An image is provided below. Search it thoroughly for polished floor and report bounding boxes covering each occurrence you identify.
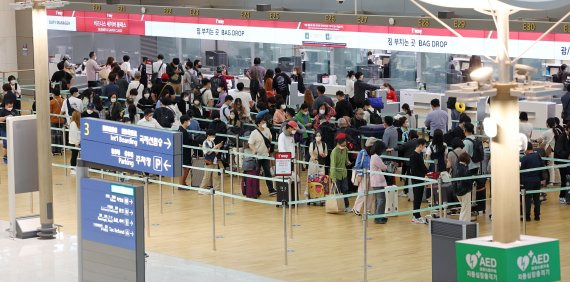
[0,156,569,281]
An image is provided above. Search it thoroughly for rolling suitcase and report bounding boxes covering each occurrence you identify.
[242,170,260,199]
[51,124,63,155]
[308,175,329,206]
[384,186,399,213]
[191,159,206,188]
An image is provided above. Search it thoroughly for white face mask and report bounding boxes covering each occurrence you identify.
[292,71,297,75]
[194,101,200,106]
[315,136,322,142]
[111,98,117,103]
[404,121,409,128]
[338,145,346,150]
[208,136,215,142]
[261,123,267,129]
[291,130,297,135]
[319,109,325,115]
[144,93,150,99]
[183,97,190,102]
[229,113,235,119]
[280,105,286,110]
[10,80,15,85]
[5,107,13,111]
[87,110,94,114]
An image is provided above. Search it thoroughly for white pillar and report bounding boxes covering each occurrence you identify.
[0,0,18,72]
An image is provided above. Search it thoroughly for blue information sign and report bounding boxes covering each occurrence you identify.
[81,178,139,250]
[80,118,182,177]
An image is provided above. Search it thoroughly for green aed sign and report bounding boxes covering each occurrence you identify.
[456,235,560,282]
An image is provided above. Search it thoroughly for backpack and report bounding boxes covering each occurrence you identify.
[66,98,76,116]
[367,109,383,124]
[429,144,446,172]
[466,138,484,163]
[151,62,164,82]
[210,75,222,98]
[275,74,288,94]
[155,107,174,128]
[452,163,471,196]
[194,88,208,106]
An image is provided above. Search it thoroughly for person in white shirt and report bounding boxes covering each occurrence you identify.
[345,70,356,98]
[68,111,82,175]
[220,95,233,124]
[127,71,144,104]
[60,87,84,125]
[152,54,166,79]
[200,78,214,107]
[230,82,253,117]
[278,120,299,159]
[137,109,162,129]
[199,129,223,194]
[120,55,132,79]
[519,112,533,140]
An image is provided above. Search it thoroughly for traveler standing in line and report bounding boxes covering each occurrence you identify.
[183,60,196,93]
[400,103,416,129]
[353,72,380,109]
[220,95,234,124]
[152,54,167,81]
[200,78,214,108]
[81,103,99,119]
[370,141,389,224]
[49,88,65,134]
[335,91,353,119]
[273,100,287,126]
[520,142,544,221]
[351,108,367,129]
[69,111,81,175]
[538,118,561,187]
[137,90,156,113]
[330,133,351,210]
[264,69,275,97]
[352,137,376,216]
[102,73,120,100]
[60,87,83,126]
[193,59,203,84]
[311,102,336,131]
[86,51,103,88]
[246,57,266,101]
[463,122,485,213]
[120,55,132,80]
[290,67,305,94]
[177,92,192,116]
[312,85,333,114]
[273,67,291,101]
[178,115,192,188]
[278,120,299,160]
[153,97,175,129]
[166,58,184,94]
[137,108,162,129]
[107,93,123,122]
[137,57,149,89]
[51,61,72,91]
[382,116,398,186]
[425,99,449,136]
[425,129,448,173]
[308,131,327,176]
[452,152,473,222]
[554,123,570,204]
[409,138,428,224]
[200,130,223,193]
[0,100,17,164]
[248,117,276,195]
[230,83,253,117]
[116,70,129,99]
[519,112,533,140]
[303,89,314,110]
[127,71,144,104]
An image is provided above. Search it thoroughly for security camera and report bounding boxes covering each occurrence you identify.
[337,0,344,4]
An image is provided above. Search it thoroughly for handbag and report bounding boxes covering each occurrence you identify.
[351,151,366,185]
[326,183,346,214]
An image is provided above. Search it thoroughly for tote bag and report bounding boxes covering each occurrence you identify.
[326,183,346,214]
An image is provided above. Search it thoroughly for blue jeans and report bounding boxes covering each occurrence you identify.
[336,178,349,207]
[374,186,386,222]
[0,128,6,149]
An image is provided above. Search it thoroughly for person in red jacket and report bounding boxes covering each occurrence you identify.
[384,83,398,102]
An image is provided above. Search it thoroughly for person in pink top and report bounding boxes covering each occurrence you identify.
[311,103,336,131]
[370,140,389,224]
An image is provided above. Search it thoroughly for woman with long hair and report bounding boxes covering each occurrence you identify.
[345,70,356,99]
[400,103,416,129]
[264,69,275,97]
[69,111,82,175]
[426,129,448,173]
[370,141,389,224]
[351,137,376,215]
[303,89,314,110]
[383,83,397,102]
[291,66,305,94]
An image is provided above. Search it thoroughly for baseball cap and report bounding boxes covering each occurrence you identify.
[87,103,95,109]
[161,73,169,80]
[216,66,224,73]
[335,132,347,140]
[287,120,299,130]
[365,137,377,147]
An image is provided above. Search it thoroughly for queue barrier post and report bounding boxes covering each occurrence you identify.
[159,175,163,214]
[363,168,369,282]
[438,178,443,218]
[521,189,526,235]
[221,167,226,226]
[144,177,151,238]
[211,189,216,251]
[282,199,288,266]
[62,127,67,176]
[289,177,293,240]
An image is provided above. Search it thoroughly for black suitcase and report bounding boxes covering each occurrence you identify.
[51,125,63,155]
[276,179,299,205]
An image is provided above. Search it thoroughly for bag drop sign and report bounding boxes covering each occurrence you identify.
[275,152,292,177]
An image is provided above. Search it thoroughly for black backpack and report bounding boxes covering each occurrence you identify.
[275,74,288,93]
[210,75,222,98]
[151,62,164,82]
[452,163,471,196]
[155,107,174,128]
[367,109,383,124]
[466,138,484,163]
[429,144,447,172]
[194,88,208,105]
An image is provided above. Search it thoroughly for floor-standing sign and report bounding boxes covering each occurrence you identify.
[275,152,292,177]
[77,118,182,282]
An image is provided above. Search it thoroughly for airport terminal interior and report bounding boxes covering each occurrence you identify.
[3,0,570,281]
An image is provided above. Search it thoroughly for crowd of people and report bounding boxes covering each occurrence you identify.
[5,51,566,225]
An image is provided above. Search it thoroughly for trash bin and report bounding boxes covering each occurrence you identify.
[430,218,479,282]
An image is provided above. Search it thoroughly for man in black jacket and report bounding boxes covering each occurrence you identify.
[179,115,192,188]
[554,124,570,203]
[335,91,353,119]
[273,67,291,100]
[353,72,380,109]
[444,113,470,145]
[520,142,545,220]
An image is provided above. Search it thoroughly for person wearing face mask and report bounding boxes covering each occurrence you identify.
[183,60,199,92]
[137,108,162,129]
[409,138,429,224]
[137,90,156,114]
[308,131,328,177]
[351,137,376,216]
[311,103,336,131]
[330,133,352,210]
[127,71,144,104]
[137,57,149,89]
[248,117,276,195]
[68,111,81,175]
[49,89,65,155]
[193,59,203,84]
[178,115,193,187]
[177,92,192,115]
[273,100,287,126]
[166,58,184,94]
[0,100,17,163]
[230,83,253,117]
[290,66,305,94]
[107,93,123,122]
[189,98,206,128]
[60,87,84,126]
[232,98,248,121]
[199,130,224,194]
[81,103,99,119]
[278,120,299,170]
[219,95,233,124]
[353,72,380,109]
[215,87,229,108]
[335,91,353,120]
[294,103,313,160]
[153,97,175,129]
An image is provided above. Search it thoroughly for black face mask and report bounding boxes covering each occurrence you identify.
[197,65,202,68]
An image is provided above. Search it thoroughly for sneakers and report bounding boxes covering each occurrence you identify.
[198,189,211,195]
[411,217,427,224]
[398,191,407,197]
[70,169,76,175]
[344,207,353,213]
[2,156,6,165]
[560,198,567,204]
[352,208,361,216]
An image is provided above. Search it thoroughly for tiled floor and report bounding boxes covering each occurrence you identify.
[0,221,279,282]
